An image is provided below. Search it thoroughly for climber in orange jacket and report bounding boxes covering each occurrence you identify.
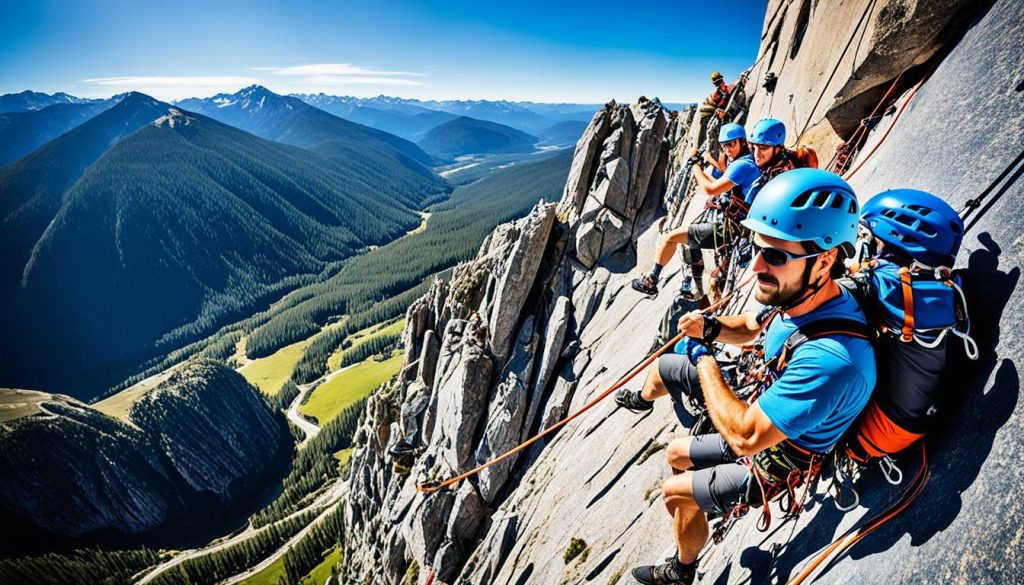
[691,72,737,154]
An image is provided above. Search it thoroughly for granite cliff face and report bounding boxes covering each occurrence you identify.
[0,360,292,556]
[340,1,1023,583]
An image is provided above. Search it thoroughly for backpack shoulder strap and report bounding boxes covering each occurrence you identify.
[777,318,872,371]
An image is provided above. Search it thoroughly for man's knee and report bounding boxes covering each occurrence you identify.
[647,359,667,390]
[662,472,699,507]
[661,229,688,247]
[666,437,693,471]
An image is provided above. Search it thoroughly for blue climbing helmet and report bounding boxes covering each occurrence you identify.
[748,118,786,146]
[861,189,964,267]
[718,122,746,143]
[741,168,859,250]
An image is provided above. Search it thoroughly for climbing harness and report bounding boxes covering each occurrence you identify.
[707,314,872,542]
[416,274,758,493]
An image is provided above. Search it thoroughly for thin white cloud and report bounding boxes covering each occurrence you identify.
[254,63,425,77]
[305,75,423,86]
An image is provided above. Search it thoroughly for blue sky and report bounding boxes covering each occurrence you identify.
[1,0,768,103]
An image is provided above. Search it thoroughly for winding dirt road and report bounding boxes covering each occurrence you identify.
[135,479,347,584]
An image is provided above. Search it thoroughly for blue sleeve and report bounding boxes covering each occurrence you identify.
[757,345,858,440]
[711,167,723,179]
[744,175,765,205]
[723,160,759,198]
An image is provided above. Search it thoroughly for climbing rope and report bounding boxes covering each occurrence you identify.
[786,445,930,584]
[792,0,878,147]
[841,72,928,181]
[826,73,905,175]
[416,273,758,493]
[961,147,1024,233]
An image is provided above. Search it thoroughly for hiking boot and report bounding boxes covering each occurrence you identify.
[388,439,418,458]
[632,557,696,585]
[614,389,654,413]
[631,274,659,296]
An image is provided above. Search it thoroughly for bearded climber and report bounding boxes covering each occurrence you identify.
[620,169,876,584]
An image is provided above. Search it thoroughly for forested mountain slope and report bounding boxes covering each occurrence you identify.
[0,96,442,399]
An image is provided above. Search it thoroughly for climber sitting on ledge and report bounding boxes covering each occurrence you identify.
[623,169,876,585]
[631,123,759,298]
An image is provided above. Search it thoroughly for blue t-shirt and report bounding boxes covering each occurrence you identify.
[723,154,760,202]
[757,288,876,452]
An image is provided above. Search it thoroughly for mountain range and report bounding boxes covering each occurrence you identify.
[178,85,437,169]
[291,93,601,135]
[0,99,118,165]
[0,84,595,397]
[0,90,103,115]
[0,90,446,398]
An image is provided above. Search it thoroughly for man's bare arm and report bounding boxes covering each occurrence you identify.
[696,356,786,456]
[691,164,737,196]
[678,310,763,347]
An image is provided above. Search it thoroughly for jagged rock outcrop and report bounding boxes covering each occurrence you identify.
[0,359,291,556]
[341,1,1022,583]
[745,0,990,154]
[559,98,670,268]
[340,88,693,583]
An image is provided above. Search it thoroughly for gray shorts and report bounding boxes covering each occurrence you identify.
[657,353,704,409]
[659,355,758,514]
[687,434,758,514]
[687,222,729,253]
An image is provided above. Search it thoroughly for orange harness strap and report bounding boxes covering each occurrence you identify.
[898,267,915,342]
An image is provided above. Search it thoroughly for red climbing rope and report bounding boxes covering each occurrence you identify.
[416,273,758,493]
[786,445,930,584]
[841,75,927,181]
[828,73,905,175]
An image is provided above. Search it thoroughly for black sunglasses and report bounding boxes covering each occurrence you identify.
[752,242,823,267]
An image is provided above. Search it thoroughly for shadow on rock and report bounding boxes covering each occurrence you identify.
[843,233,1021,558]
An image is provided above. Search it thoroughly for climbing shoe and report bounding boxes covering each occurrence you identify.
[614,389,654,413]
[679,276,705,300]
[631,274,659,296]
[632,557,696,585]
[388,440,417,458]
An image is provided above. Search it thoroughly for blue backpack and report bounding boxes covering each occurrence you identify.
[842,256,978,463]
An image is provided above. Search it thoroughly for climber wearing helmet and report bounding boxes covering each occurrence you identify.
[622,169,876,585]
[748,117,797,193]
[691,71,738,156]
[707,72,730,110]
[631,123,759,298]
[845,188,973,463]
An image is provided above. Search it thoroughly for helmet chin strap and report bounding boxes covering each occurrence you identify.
[776,258,829,312]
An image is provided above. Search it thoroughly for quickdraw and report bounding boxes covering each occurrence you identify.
[711,443,823,543]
